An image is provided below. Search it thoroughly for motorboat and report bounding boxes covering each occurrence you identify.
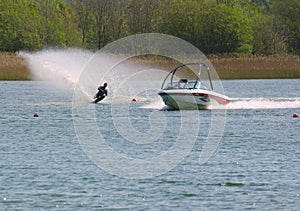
[158,62,230,109]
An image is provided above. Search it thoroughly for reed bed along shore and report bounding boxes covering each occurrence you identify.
[0,52,299,80]
[134,54,300,79]
[210,54,300,79]
[0,52,31,80]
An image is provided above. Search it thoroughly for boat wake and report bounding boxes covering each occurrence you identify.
[224,97,300,110]
[141,97,300,110]
[140,99,166,110]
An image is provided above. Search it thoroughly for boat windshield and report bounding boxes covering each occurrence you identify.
[165,80,208,90]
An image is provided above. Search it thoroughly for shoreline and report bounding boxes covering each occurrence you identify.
[1,52,300,81]
[0,52,31,80]
[210,54,300,79]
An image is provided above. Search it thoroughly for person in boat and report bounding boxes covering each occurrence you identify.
[94,82,108,103]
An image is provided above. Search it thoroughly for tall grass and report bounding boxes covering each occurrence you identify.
[1,52,299,80]
[210,54,300,79]
[0,52,31,80]
[132,54,300,79]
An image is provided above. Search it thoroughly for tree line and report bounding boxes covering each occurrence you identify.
[0,0,299,55]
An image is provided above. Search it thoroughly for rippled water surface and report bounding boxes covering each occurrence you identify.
[1,80,300,210]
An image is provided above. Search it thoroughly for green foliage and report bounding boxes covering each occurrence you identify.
[201,3,253,54]
[0,0,299,55]
[0,0,42,51]
[158,0,202,40]
[36,0,81,48]
[272,0,300,54]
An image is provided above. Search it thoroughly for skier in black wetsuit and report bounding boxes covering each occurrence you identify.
[94,82,108,103]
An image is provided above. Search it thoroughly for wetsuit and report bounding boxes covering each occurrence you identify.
[94,86,107,103]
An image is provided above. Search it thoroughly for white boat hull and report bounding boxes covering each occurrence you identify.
[158,89,230,110]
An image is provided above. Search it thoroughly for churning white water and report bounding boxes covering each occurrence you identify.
[226,98,300,109]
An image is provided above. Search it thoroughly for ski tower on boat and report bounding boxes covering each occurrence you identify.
[158,62,230,109]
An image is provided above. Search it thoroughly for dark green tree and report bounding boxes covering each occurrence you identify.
[201,3,253,54]
[272,0,300,54]
[0,0,42,51]
[36,0,81,48]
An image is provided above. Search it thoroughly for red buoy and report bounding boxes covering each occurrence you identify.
[132,98,137,102]
[33,113,39,117]
[293,113,299,118]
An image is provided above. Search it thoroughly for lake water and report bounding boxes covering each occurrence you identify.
[1,79,300,210]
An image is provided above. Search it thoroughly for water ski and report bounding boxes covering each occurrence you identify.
[94,95,105,104]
